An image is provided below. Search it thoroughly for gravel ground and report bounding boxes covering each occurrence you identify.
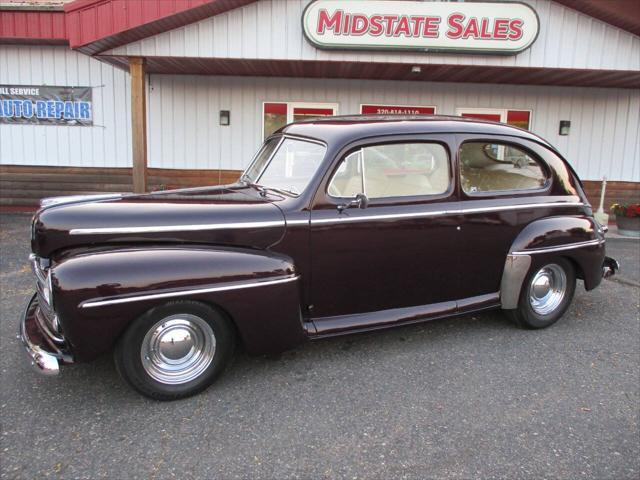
[1,213,638,480]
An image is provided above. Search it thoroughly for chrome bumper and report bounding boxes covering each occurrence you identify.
[18,293,70,376]
[603,256,619,279]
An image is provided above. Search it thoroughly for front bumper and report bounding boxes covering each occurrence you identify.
[18,293,72,376]
[603,256,619,278]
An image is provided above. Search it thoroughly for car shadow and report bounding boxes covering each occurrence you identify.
[42,308,515,405]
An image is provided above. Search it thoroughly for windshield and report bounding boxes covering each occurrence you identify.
[242,137,326,195]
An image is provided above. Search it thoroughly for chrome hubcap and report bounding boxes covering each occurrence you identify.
[528,264,567,315]
[141,314,216,385]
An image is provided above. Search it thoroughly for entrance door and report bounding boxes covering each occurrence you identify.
[309,135,460,321]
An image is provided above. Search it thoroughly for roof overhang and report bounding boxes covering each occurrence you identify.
[63,0,257,54]
[2,0,639,52]
[99,55,640,89]
[0,0,257,50]
[554,0,640,37]
[1,0,638,89]
[0,8,68,44]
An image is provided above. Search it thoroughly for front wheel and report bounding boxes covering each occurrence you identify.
[114,301,235,400]
[507,258,576,329]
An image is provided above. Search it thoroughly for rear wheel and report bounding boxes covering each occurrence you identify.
[114,301,234,400]
[507,257,576,329]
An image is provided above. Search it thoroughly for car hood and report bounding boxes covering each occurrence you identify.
[31,185,286,258]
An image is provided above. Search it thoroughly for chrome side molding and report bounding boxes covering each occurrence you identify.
[81,275,299,308]
[511,239,604,256]
[67,201,585,234]
[311,201,586,226]
[70,220,285,235]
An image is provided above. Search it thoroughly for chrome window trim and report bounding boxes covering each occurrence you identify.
[242,136,284,185]
[254,135,285,183]
[80,275,299,309]
[459,139,551,197]
[361,148,368,197]
[280,134,327,147]
[327,149,363,200]
[326,141,452,201]
[247,134,327,196]
[510,239,604,256]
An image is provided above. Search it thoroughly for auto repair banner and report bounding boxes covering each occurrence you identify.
[0,85,93,126]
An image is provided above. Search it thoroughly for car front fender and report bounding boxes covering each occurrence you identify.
[51,246,306,360]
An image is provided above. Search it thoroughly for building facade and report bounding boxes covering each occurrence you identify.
[1,0,639,209]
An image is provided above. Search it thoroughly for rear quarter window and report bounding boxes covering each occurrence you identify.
[459,141,548,194]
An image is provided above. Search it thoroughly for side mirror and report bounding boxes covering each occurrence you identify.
[337,193,369,213]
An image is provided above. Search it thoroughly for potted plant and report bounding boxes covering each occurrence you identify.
[610,203,640,237]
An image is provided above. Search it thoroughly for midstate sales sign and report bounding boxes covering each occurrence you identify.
[302,0,539,54]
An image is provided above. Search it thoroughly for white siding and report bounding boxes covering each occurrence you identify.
[147,74,640,182]
[0,45,132,168]
[107,0,640,72]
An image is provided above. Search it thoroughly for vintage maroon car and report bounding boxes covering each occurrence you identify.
[21,116,618,399]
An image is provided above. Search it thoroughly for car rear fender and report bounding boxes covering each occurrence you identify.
[500,216,606,309]
[51,246,306,360]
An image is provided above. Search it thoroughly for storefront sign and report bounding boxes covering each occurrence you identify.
[303,0,539,54]
[0,85,93,126]
[361,104,435,115]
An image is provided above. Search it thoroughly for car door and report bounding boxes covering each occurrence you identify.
[455,134,560,300]
[308,135,460,320]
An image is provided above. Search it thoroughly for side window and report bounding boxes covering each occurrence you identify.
[327,150,363,198]
[459,141,547,194]
[328,142,450,199]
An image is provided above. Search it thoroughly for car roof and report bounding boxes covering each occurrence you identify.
[279,114,555,151]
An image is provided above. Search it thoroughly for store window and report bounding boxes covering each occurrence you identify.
[456,108,531,130]
[328,142,450,199]
[263,102,338,139]
[459,141,547,194]
[263,103,287,141]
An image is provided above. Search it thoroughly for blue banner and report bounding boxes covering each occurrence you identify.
[0,85,93,126]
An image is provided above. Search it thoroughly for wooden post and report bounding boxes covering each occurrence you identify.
[130,57,147,193]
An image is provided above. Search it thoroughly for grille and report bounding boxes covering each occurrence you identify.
[30,254,64,343]
[30,254,48,286]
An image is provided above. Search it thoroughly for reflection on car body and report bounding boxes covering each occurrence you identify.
[20,115,618,400]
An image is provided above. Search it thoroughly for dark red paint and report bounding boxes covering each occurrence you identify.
[27,116,609,363]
